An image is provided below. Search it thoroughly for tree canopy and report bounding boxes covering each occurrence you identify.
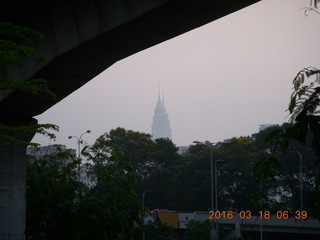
[27,145,142,240]
[26,123,320,239]
[0,22,58,146]
[253,67,320,216]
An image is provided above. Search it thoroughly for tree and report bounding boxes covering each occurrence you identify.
[135,220,176,240]
[139,138,181,209]
[0,21,58,146]
[183,220,210,240]
[252,1,320,217]
[143,138,266,212]
[26,149,85,239]
[217,137,267,212]
[154,138,180,168]
[89,127,161,180]
[254,67,320,216]
[84,149,142,240]
[86,128,184,211]
[253,124,319,212]
[27,145,142,240]
[0,22,59,240]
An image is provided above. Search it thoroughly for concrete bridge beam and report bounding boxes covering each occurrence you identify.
[0,0,259,117]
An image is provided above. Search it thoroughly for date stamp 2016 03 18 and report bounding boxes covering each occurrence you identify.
[208,210,308,220]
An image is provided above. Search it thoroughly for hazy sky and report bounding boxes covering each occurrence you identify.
[33,0,320,152]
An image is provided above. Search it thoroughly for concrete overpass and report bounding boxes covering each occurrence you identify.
[0,0,260,239]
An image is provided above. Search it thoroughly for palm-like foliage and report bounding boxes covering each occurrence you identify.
[304,0,320,16]
[289,67,320,122]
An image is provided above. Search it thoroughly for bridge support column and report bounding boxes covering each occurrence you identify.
[0,117,37,240]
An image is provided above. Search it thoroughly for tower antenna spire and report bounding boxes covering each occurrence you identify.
[158,83,160,99]
[162,88,165,104]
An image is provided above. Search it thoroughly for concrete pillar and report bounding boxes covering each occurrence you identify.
[0,117,37,240]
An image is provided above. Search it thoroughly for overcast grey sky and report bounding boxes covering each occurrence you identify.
[33,0,320,152]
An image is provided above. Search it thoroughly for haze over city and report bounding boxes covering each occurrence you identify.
[32,0,320,152]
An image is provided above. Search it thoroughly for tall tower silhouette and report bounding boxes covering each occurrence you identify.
[151,90,172,140]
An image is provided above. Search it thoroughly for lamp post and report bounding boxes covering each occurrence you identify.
[259,183,263,240]
[68,130,91,159]
[142,191,148,240]
[290,150,304,211]
[193,140,228,240]
[215,159,225,213]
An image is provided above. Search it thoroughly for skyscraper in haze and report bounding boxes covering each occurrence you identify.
[151,91,172,140]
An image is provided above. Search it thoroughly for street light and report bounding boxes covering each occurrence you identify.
[142,191,149,240]
[215,159,225,213]
[193,140,228,240]
[68,130,91,159]
[289,149,309,212]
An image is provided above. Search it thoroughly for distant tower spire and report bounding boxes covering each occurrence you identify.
[151,87,172,140]
[162,88,164,104]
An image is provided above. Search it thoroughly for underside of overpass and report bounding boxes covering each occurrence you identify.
[0,0,260,239]
[1,0,259,117]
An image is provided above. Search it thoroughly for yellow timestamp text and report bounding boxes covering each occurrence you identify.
[208,210,308,220]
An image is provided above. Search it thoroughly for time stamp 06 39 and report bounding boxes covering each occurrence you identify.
[208,210,308,220]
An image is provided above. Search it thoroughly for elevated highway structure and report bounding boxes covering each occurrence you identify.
[0,0,259,239]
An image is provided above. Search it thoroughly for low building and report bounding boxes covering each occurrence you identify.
[259,124,279,132]
[27,144,76,159]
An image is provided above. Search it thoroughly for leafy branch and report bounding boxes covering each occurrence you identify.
[0,77,56,100]
[0,123,59,147]
[0,22,58,145]
[302,0,320,16]
[0,39,44,67]
[289,67,320,122]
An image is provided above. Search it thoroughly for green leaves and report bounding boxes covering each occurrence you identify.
[253,65,320,218]
[310,0,320,8]
[89,127,172,180]
[289,67,320,122]
[254,156,281,181]
[0,123,59,147]
[264,128,284,150]
[260,65,320,161]
[0,39,44,66]
[250,191,268,209]
[136,221,176,240]
[26,152,85,240]
[0,22,55,99]
[0,22,57,145]
[0,78,56,100]
[183,220,210,240]
[0,22,44,43]
[0,21,45,70]
[27,145,142,240]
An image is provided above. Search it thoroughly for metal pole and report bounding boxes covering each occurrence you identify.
[298,152,303,212]
[214,158,218,240]
[259,184,263,240]
[215,159,218,212]
[192,140,229,240]
[77,139,81,159]
[142,191,146,240]
[69,130,91,159]
[291,150,303,211]
[143,191,146,206]
[210,146,215,240]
